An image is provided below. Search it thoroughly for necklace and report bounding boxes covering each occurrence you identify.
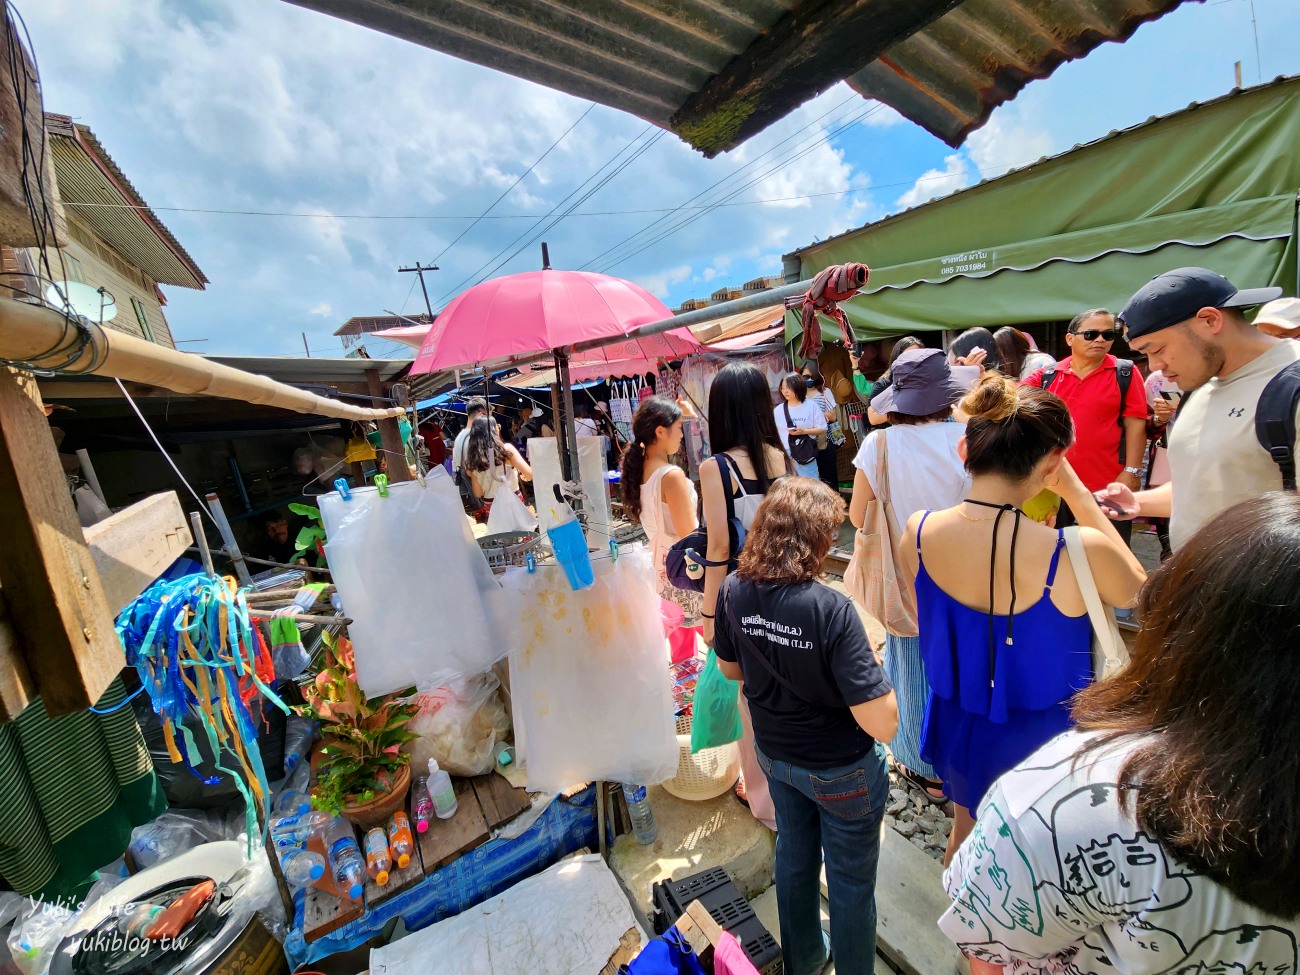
[955,501,1018,523]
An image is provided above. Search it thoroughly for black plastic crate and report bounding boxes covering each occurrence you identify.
[663,866,734,916]
[695,886,754,929]
[730,915,783,975]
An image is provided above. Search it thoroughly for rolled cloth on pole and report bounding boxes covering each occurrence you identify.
[785,262,870,360]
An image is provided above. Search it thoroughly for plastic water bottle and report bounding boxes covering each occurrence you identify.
[282,718,316,776]
[387,812,415,869]
[273,788,312,818]
[412,776,434,834]
[280,848,326,887]
[364,828,391,885]
[270,810,327,846]
[621,783,658,845]
[321,816,364,900]
[428,759,458,819]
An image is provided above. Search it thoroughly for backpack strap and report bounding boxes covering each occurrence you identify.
[1040,366,1056,390]
[1115,358,1134,462]
[717,452,740,527]
[1256,359,1300,491]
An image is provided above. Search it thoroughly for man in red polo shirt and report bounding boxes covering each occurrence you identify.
[1022,308,1148,540]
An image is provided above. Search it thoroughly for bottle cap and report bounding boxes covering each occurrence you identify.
[375,870,389,886]
[348,883,363,900]
[428,759,440,774]
[309,863,325,881]
[396,853,411,869]
[416,820,429,834]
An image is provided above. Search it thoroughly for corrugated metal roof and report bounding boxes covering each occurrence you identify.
[46,115,207,289]
[283,0,1189,152]
[788,74,1300,261]
[203,355,410,386]
[334,313,433,337]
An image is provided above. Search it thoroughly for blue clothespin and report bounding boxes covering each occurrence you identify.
[525,552,536,574]
[609,539,619,563]
[375,474,389,497]
[334,478,352,501]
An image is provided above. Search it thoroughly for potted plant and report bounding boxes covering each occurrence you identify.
[295,631,420,829]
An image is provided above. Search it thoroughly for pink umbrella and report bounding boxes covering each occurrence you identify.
[410,270,693,375]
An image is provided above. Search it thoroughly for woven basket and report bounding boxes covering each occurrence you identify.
[661,713,740,801]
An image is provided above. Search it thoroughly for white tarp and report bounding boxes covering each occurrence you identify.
[369,854,643,975]
[320,472,505,697]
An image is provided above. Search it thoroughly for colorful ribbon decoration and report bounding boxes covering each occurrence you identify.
[116,573,290,850]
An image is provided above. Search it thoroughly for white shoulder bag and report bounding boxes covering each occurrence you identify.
[1062,526,1129,679]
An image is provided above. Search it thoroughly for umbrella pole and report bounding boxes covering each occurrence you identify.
[553,348,583,519]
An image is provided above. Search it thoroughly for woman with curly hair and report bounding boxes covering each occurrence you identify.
[714,478,898,975]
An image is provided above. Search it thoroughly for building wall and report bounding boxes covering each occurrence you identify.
[34,215,177,349]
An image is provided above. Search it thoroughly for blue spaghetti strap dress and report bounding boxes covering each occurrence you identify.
[912,510,1093,812]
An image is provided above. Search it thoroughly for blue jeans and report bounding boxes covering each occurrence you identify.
[794,459,819,478]
[757,742,888,975]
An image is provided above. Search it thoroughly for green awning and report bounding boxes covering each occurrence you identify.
[790,77,1300,340]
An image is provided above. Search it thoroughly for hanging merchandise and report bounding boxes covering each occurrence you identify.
[528,437,612,545]
[657,365,681,404]
[500,547,678,793]
[116,574,289,847]
[484,485,537,535]
[319,472,506,697]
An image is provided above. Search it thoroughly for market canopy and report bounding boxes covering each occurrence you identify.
[787,75,1300,340]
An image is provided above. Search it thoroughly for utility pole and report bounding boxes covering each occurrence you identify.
[398,262,439,320]
[301,332,311,357]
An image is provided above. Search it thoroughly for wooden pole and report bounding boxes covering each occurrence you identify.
[0,367,123,717]
[190,511,215,577]
[0,296,405,422]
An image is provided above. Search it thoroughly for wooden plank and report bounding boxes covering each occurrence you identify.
[0,589,34,722]
[417,777,490,875]
[669,0,963,157]
[471,772,531,831]
[0,368,121,718]
[366,369,412,483]
[0,16,65,248]
[303,827,366,942]
[83,492,192,614]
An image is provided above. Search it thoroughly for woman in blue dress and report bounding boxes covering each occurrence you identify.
[899,372,1145,865]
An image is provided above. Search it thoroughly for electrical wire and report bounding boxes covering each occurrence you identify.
[114,377,221,527]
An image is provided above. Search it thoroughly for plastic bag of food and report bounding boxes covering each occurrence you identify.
[403,673,510,776]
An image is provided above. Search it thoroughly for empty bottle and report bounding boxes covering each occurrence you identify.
[428,759,458,819]
[621,783,657,845]
[282,717,316,777]
[273,789,312,818]
[364,828,391,885]
[270,810,327,846]
[387,812,414,869]
[321,816,364,900]
[412,776,434,834]
[280,847,326,888]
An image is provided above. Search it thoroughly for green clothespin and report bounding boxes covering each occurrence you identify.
[609,539,619,563]
[375,473,389,497]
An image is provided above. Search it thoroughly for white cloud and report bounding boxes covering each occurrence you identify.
[634,264,692,299]
[964,100,1058,179]
[309,302,332,317]
[894,154,971,210]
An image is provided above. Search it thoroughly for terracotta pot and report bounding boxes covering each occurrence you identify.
[340,761,411,831]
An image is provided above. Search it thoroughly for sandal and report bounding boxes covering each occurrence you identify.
[893,764,949,805]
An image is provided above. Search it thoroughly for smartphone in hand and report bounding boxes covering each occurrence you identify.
[1158,390,1183,405]
[1093,491,1132,517]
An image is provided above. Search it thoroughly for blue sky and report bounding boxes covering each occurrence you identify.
[21,0,1300,357]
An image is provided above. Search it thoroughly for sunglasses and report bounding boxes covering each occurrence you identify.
[1071,329,1119,342]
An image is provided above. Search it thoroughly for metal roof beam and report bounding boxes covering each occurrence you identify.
[669,0,963,156]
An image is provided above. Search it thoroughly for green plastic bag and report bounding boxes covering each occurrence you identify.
[690,649,742,753]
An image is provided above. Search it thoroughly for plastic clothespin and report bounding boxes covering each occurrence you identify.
[334,478,352,501]
[374,474,389,497]
[609,539,619,564]
[525,552,536,574]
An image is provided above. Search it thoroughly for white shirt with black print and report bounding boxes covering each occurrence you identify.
[940,731,1296,975]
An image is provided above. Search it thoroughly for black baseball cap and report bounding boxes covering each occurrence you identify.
[1119,267,1282,339]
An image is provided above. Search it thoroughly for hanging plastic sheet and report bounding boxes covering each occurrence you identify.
[320,472,505,698]
[527,436,612,548]
[500,547,678,793]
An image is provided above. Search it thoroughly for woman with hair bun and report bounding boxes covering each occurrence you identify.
[620,396,702,624]
[899,373,1145,863]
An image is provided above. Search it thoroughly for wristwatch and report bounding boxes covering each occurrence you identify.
[1122,466,1143,477]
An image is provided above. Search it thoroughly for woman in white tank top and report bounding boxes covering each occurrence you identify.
[619,396,702,623]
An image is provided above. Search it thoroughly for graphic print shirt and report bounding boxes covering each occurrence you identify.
[940,731,1297,975]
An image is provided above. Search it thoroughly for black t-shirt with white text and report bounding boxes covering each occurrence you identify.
[714,577,891,769]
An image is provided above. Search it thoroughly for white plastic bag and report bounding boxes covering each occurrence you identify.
[128,809,245,869]
[7,899,74,975]
[404,673,510,776]
[320,472,506,697]
[485,487,537,535]
[499,546,677,792]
